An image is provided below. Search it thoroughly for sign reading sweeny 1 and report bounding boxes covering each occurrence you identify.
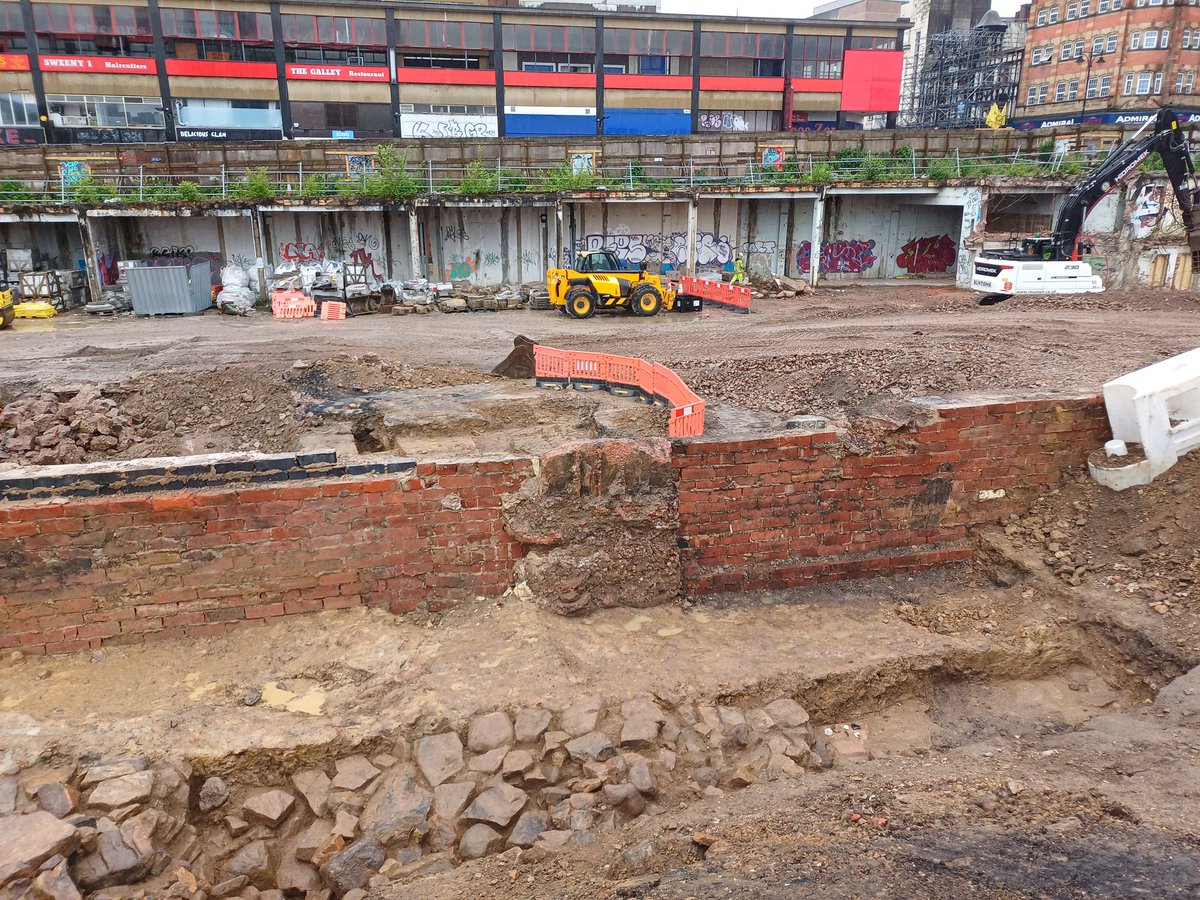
[39,55,157,74]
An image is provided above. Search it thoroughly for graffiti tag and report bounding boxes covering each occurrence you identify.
[699,112,748,132]
[278,241,323,264]
[896,234,957,274]
[445,255,475,281]
[796,239,878,274]
[443,225,470,243]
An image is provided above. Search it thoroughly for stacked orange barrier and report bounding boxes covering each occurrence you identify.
[678,276,751,314]
[271,289,316,319]
[319,301,347,321]
[532,344,705,438]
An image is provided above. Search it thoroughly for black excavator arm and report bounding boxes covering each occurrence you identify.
[1048,108,1199,260]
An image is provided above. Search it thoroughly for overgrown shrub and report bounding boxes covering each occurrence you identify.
[70,176,116,203]
[230,168,275,200]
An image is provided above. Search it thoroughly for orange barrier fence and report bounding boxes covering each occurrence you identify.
[271,290,315,319]
[533,344,705,438]
[319,301,347,321]
[678,276,751,314]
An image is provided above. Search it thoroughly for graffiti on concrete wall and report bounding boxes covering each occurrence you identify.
[796,239,878,274]
[1130,183,1163,239]
[699,112,749,132]
[745,239,780,276]
[445,254,476,281]
[896,234,957,274]
[400,115,498,139]
[278,241,323,264]
[575,230,742,270]
[577,233,652,265]
[443,225,470,243]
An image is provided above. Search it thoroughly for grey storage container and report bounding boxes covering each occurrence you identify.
[127,261,212,316]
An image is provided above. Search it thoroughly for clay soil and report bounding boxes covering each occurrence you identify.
[3,283,1200,896]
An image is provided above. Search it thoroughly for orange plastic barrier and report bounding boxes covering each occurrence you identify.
[271,289,316,319]
[532,343,704,438]
[319,301,347,321]
[678,276,751,314]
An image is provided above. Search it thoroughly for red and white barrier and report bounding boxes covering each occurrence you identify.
[533,344,705,438]
[678,276,751,314]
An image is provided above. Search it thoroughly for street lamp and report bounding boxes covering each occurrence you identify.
[1075,50,1106,115]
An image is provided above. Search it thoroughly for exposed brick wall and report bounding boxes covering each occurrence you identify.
[2,396,1110,656]
[673,396,1109,596]
[0,460,533,656]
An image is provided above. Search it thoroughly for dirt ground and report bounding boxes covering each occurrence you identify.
[3,454,1200,896]
[2,283,1199,465]
[3,282,1200,896]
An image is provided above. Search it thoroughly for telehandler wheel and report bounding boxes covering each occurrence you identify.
[0,306,13,330]
[565,286,597,319]
[631,283,663,317]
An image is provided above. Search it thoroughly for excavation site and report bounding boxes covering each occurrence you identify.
[3,284,1200,899]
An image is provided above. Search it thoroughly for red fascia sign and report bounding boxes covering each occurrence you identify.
[285,64,389,82]
[165,59,276,79]
[0,53,31,72]
[39,55,157,74]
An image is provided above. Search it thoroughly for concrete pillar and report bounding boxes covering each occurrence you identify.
[250,210,268,300]
[78,212,103,307]
[956,186,984,289]
[408,206,421,281]
[810,193,825,289]
[555,200,565,268]
[686,198,699,277]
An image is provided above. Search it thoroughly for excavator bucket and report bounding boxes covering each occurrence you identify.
[492,335,537,379]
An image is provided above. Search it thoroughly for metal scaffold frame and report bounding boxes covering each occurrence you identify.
[900,22,1023,131]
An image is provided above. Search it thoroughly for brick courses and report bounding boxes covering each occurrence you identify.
[0,459,533,656]
[672,396,1109,596]
[1,396,1110,656]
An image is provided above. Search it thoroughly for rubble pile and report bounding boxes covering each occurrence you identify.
[0,388,139,466]
[1002,462,1200,616]
[0,692,868,898]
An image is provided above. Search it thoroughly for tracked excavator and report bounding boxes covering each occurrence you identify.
[971,108,1200,296]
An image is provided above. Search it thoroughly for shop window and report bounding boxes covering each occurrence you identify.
[46,94,164,128]
[0,91,37,126]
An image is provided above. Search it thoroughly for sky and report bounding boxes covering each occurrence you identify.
[661,0,1025,20]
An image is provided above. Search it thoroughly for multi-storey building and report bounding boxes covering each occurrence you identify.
[1014,0,1200,127]
[0,0,904,146]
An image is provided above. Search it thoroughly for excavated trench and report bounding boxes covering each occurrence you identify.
[3,600,1182,897]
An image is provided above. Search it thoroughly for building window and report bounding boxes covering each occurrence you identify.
[1067,1,1078,18]
[1131,31,1141,49]
[1039,84,1049,102]
[395,19,493,70]
[604,27,693,77]
[1055,80,1067,100]
[1136,71,1153,93]
[700,31,786,78]
[1106,33,1118,52]
[1161,29,1170,47]
[46,94,164,129]
[1092,35,1105,53]
[1100,73,1112,95]
[176,97,281,130]
[1143,30,1158,49]
[849,36,897,49]
[1123,73,1134,93]
[1099,0,1109,11]
[1153,71,1163,92]
[1175,71,1195,93]
[0,90,38,126]
[790,33,844,79]
[1049,6,1060,22]
[1027,85,1039,104]
[1081,0,1091,12]
[1184,30,1192,48]
[1037,8,1048,24]
[1067,79,1079,99]
[1112,0,1122,8]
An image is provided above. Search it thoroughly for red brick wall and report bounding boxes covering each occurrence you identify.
[1,397,1110,656]
[0,460,532,656]
[673,397,1109,596]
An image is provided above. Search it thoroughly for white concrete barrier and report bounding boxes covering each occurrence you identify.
[1090,346,1200,490]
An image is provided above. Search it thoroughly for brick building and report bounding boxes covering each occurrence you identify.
[0,0,905,147]
[1014,0,1200,127]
